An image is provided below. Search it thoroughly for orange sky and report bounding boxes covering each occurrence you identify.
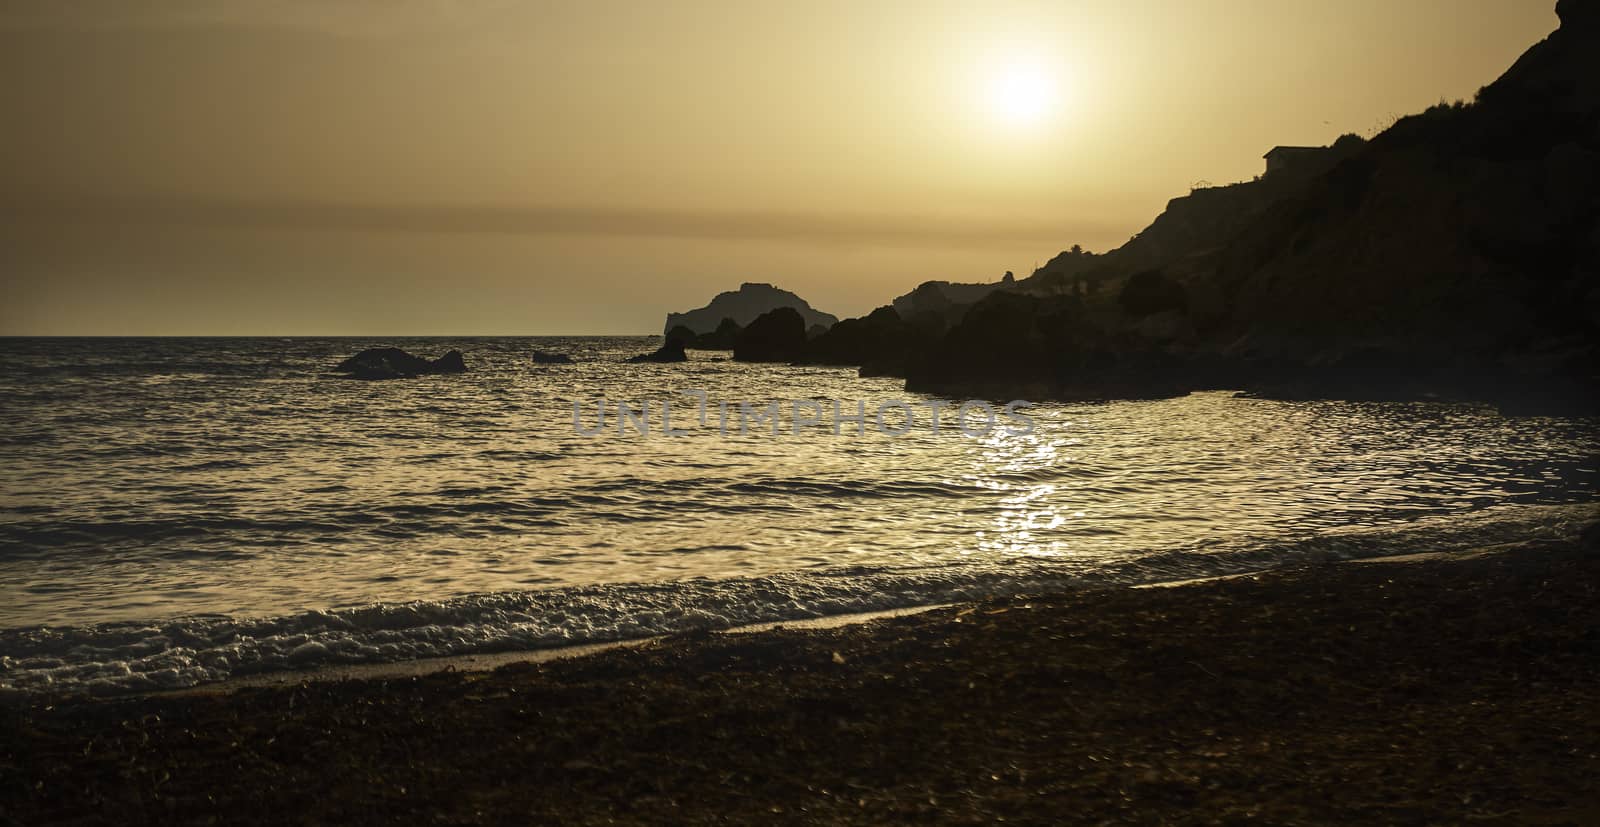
[0,0,1558,334]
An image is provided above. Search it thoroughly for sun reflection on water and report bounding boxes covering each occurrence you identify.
[969,426,1090,559]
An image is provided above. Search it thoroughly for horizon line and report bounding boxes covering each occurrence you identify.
[0,333,671,338]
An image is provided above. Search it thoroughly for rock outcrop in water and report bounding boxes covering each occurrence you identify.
[333,348,469,380]
[626,339,688,363]
[733,307,807,362]
[664,283,837,336]
[663,318,743,350]
[531,351,574,364]
[666,325,698,346]
[698,318,743,349]
[799,3,1600,413]
[796,306,938,377]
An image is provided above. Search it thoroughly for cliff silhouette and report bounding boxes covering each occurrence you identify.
[802,1,1598,413]
[664,283,838,337]
[889,274,1016,330]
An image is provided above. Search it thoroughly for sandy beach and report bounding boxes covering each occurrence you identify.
[5,531,1597,825]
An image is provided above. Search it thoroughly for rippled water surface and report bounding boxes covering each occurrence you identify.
[1,337,1596,695]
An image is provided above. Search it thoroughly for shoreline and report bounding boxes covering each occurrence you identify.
[5,532,1598,824]
[158,604,949,698]
[149,544,1521,700]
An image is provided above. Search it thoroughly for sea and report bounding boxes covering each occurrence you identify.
[1,336,1596,697]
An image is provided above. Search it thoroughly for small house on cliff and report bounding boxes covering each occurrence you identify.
[1262,145,1328,176]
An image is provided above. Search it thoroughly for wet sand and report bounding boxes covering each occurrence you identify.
[4,535,1598,825]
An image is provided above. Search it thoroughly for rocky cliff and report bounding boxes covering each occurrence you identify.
[664,283,838,336]
[807,1,1598,414]
[889,274,1016,331]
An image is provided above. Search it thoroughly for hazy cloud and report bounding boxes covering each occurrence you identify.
[3,196,1092,250]
[0,0,513,37]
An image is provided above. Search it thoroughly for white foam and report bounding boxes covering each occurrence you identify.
[2,501,1593,699]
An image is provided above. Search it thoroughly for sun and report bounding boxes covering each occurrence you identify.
[984,59,1059,127]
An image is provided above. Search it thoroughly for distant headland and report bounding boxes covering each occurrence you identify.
[663,282,838,336]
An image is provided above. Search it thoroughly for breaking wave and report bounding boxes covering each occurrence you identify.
[3,502,1591,699]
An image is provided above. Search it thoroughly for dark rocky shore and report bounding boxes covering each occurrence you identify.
[5,534,1598,825]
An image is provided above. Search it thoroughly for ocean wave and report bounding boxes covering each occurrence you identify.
[3,501,1591,699]
[723,477,974,499]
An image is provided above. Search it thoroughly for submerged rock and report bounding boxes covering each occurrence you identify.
[333,347,469,380]
[626,339,688,363]
[531,351,574,364]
